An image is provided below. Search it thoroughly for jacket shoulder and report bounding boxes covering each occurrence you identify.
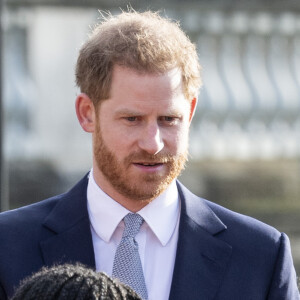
[0,174,89,229]
[0,194,62,227]
[205,199,281,241]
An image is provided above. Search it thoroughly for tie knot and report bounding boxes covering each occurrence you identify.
[123,213,144,238]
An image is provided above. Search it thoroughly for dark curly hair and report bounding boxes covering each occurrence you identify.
[10,264,142,300]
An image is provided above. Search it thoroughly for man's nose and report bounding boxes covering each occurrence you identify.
[138,123,164,155]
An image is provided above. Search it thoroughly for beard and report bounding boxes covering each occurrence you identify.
[93,125,188,202]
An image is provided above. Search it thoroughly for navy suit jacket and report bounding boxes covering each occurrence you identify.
[0,175,299,299]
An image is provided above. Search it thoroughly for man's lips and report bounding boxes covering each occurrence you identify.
[132,162,165,172]
[133,162,164,166]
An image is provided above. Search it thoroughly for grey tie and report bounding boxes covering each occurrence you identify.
[112,213,148,300]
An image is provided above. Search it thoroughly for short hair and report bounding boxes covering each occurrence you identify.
[11,264,142,300]
[75,10,202,106]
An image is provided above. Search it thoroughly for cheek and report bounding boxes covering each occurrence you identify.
[106,132,135,157]
[165,126,190,154]
[107,136,127,152]
[177,131,189,152]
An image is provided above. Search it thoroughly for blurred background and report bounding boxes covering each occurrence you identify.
[0,0,300,274]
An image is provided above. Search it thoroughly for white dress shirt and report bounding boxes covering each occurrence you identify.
[87,170,180,300]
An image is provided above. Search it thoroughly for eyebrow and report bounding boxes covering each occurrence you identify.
[114,109,144,117]
[114,108,184,118]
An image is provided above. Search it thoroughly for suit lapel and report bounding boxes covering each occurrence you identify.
[40,175,95,269]
[169,182,232,300]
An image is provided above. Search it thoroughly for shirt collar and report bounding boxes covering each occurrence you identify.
[87,170,180,246]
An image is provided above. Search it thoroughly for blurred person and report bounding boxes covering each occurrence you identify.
[11,263,141,300]
[0,9,299,300]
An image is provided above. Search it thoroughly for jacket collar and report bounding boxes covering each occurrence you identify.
[40,174,95,268]
[169,181,232,299]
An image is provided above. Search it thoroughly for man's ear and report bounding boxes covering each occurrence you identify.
[189,97,198,122]
[75,93,96,133]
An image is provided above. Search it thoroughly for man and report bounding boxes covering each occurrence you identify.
[0,10,299,300]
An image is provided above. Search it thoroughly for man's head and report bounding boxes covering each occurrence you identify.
[75,10,202,211]
[76,10,201,106]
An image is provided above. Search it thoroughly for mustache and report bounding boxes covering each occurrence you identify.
[124,151,178,164]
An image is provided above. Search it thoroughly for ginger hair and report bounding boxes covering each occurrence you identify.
[75,10,202,106]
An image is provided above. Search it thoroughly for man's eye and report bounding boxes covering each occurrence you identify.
[161,116,177,123]
[164,116,175,122]
[158,116,180,126]
[126,117,137,122]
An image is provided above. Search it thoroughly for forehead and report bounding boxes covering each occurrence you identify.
[109,65,185,103]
